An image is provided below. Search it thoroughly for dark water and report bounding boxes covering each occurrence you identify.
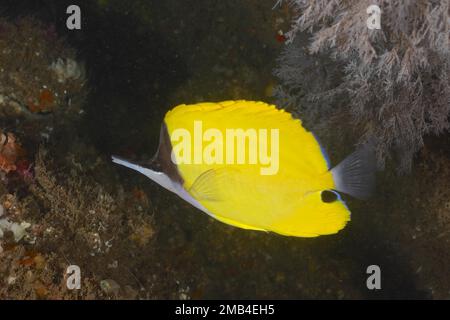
[0,0,447,299]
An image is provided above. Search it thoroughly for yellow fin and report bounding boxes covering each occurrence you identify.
[212,214,267,231]
[189,168,230,201]
[189,167,266,231]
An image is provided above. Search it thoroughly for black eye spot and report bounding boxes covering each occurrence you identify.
[321,190,338,203]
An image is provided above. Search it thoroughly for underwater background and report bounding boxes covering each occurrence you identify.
[0,0,449,299]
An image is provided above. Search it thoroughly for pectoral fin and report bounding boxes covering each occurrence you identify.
[188,168,236,201]
[188,168,266,231]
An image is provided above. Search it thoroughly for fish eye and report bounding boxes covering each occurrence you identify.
[321,190,338,203]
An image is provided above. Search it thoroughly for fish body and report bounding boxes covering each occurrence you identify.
[113,100,375,237]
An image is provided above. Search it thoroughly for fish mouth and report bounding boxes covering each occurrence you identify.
[112,122,184,187]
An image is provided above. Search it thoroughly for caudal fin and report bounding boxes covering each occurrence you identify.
[330,144,376,200]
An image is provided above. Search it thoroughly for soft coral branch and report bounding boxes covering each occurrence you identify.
[275,0,450,172]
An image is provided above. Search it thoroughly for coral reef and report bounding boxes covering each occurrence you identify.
[0,245,103,299]
[0,16,88,273]
[0,141,158,299]
[0,193,32,254]
[274,0,450,172]
[0,17,86,117]
[49,58,84,84]
[0,194,31,247]
[30,146,155,257]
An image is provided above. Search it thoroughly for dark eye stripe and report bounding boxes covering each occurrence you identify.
[153,122,184,184]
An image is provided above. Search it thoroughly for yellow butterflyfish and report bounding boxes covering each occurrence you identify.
[113,100,375,237]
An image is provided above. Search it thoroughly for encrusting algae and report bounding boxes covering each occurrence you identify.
[0,131,24,174]
[0,17,86,118]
